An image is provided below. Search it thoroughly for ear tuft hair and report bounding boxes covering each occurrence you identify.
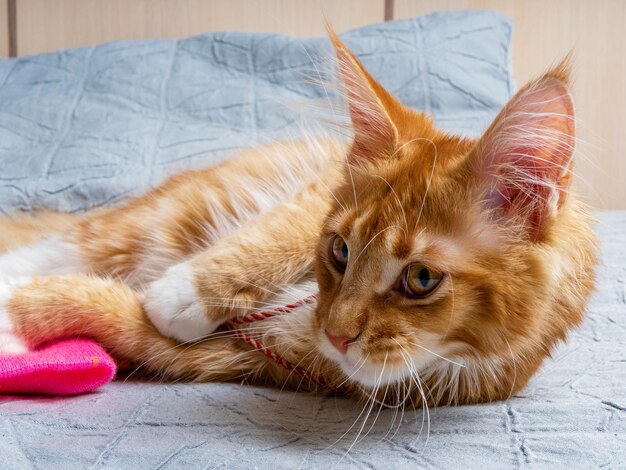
[472,58,576,240]
[326,23,398,165]
[542,53,574,87]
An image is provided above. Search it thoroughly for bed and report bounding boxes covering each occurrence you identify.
[0,11,623,469]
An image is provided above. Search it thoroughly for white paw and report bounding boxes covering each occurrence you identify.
[0,279,29,355]
[144,263,220,343]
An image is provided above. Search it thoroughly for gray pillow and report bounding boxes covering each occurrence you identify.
[0,10,513,214]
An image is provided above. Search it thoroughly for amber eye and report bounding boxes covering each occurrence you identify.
[330,235,349,272]
[398,264,444,298]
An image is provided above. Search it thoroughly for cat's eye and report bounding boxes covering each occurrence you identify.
[398,264,444,298]
[330,235,349,272]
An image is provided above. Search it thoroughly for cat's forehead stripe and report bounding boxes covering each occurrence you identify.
[342,207,464,265]
[350,206,378,237]
[338,209,358,238]
[392,230,412,259]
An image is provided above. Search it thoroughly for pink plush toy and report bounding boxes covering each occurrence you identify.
[0,339,116,395]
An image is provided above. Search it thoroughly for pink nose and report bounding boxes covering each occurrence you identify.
[325,330,353,354]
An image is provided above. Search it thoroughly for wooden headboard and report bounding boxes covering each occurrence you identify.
[1,0,623,209]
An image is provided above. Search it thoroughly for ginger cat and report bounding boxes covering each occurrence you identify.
[0,32,597,407]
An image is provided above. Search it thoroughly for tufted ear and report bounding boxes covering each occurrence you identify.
[471,60,575,240]
[327,26,399,165]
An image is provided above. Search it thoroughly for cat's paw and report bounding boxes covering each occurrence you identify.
[144,263,221,343]
[0,279,29,355]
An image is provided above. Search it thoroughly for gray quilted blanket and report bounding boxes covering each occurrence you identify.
[1,10,623,470]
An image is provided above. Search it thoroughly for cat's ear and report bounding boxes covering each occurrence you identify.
[471,60,575,240]
[327,26,399,164]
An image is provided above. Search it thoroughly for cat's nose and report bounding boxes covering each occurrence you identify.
[325,330,354,354]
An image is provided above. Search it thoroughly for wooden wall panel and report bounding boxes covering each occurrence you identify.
[15,0,385,56]
[395,0,626,209]
[0,0,8,57]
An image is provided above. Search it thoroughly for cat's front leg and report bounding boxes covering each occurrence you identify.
[1,274,261,383]
[143,240,307,343]
[144,183,329,342]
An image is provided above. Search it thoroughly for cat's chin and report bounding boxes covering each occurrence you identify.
[337,358,413,388]
[319,344,434,389]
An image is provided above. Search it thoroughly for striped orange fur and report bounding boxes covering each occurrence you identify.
[0,33,597,408]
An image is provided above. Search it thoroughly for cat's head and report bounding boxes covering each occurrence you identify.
[313,32,597,401]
